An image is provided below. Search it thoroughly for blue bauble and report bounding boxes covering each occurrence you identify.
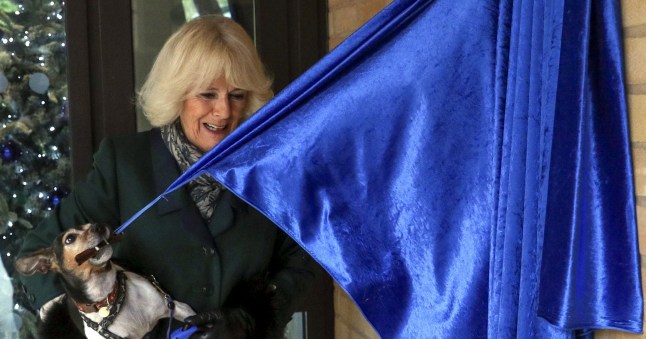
[1,141,20,162]
[0,74,8,93]
[29,72,49,94]
[47,186,69,207]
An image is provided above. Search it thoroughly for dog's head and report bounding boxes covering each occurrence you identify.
[15,223,114,279]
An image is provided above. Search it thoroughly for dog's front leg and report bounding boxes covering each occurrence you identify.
[172,300,196,321]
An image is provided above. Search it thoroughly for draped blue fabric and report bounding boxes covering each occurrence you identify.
[538,0,642,333]
[117,0,643,337]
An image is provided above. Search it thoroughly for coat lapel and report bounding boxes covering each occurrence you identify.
[208,190,236,237]
[209,188,252,237]
[149,129,215,247]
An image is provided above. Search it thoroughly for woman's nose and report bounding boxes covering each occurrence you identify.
[211,96,231,118]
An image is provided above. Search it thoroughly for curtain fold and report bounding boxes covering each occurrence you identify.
[117,0,643,337]
[538,0,643,332]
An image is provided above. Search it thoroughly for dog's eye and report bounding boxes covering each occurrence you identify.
[64,234,76,245]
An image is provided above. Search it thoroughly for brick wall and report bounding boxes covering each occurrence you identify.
[596,0,646,338]
[327,0,646,337]
[328,2,389,337]
[328,0,393,49]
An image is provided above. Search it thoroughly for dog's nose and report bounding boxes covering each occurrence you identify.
[89,223,99,231]
[89,223,106,234]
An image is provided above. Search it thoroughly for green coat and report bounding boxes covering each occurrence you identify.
[18,129,313,327]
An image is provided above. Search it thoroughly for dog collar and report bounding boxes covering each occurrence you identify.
[75,270,124,314]
[78,271,128,339]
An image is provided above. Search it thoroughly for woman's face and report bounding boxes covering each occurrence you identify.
[180,76,248,152]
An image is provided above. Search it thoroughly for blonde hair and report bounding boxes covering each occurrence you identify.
[138,15,273,127]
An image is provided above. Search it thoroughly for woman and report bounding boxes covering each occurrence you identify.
[18,15,313,338]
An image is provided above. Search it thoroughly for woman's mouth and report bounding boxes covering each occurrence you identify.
[204,123,226,132]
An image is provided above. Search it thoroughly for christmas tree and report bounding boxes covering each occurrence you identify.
[0,0,69,336]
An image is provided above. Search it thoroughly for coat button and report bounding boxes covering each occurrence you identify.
[202,247,215,256]
[201,286,213,296]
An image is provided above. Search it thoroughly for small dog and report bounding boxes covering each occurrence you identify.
[15,223,195,338]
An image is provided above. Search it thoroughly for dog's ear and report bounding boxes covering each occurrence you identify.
[14,248,58,275]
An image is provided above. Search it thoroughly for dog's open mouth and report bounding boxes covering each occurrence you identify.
[74,226,123,265]
[87,243,113,266]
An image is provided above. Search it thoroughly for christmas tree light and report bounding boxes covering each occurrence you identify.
[0,0,68,336]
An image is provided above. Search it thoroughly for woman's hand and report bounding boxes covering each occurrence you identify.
[187,276,280,339]
[186,307,253,339]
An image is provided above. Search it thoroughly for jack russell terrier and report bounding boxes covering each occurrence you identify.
[15,223,195,338]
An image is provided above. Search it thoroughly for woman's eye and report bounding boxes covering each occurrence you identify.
[229,92,247,101]
[198,92,217,100]
[64,234,76,245]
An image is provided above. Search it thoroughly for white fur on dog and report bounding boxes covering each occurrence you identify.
[81,265,195,338]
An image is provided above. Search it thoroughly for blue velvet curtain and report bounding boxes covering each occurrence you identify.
[119,0,643,337]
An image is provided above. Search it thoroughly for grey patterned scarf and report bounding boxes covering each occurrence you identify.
[160,120,222,220]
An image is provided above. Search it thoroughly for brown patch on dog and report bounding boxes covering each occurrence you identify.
[15,223,111,281]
